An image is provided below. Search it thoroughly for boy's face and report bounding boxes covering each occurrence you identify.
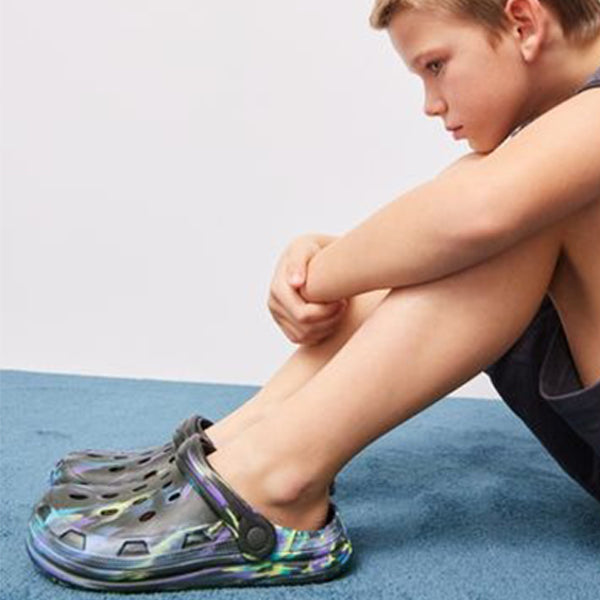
[388,9,531,153]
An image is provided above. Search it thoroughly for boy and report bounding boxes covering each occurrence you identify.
[27,0,600,591]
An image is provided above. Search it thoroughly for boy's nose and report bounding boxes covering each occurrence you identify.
[424,93,447,118]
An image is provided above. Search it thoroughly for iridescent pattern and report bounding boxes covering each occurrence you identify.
[26,434,354,590]
[49,414,215,488]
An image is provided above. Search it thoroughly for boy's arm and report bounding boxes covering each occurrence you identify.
[301,89,600,303]
[299,154,499,303]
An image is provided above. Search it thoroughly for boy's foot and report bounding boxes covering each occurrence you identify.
[27,433,354,591]
[49,412,337,498]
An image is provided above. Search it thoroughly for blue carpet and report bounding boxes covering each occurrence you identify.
[1,369,599,599]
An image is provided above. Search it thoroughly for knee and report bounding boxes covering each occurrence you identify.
[330,288,392,339]
[560,195,600,254]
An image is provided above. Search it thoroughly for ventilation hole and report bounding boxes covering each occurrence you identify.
[36,504,51,522]
[168,492,181,502]
[162,447,171,453]
[100,508,119,516]
[159,471,171,480]
[108,465,126,473]
[118,541,149,556]
[162,481,172,489]
[78,482,90,486]
[86,453,104,458]
[101,492,119,499]
[60,530,86,550]
[68,493,88,500]
[182,528,212,548]
[132,496,148,506]
[132,484,147,492]
[137,457,151,465]
[113,455,128,460]
[141,449,154,456]
[143,470,157,480]
[168,456,176,464]
[139,511,156,522]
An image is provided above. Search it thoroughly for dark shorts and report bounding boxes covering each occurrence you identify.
[483,294,600,502]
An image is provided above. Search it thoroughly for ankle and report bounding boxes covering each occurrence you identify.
[204,410,264,449]
[208,440,327,510]
[259,462,328,508]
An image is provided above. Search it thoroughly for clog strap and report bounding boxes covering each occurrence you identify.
[176,433,277,561]
[172,414,216,452]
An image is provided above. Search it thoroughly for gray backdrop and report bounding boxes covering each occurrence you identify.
[2,0,501,399]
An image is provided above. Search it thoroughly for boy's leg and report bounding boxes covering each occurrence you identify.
[207,288,392,447]
[547,196,600,387]
[208,219,566,530]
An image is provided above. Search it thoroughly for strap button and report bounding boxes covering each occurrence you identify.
[246,526,267,549]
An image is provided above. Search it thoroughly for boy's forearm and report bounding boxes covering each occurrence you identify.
[300,163,497,303]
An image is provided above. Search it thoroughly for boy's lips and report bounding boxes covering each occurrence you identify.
[448,126,464,139]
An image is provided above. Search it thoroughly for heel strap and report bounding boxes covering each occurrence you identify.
[176,433,276,560]
[172,414,216,452]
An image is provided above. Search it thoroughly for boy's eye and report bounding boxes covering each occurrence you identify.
[425,59,444,75]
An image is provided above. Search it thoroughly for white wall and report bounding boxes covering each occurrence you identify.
[1,0,501,399]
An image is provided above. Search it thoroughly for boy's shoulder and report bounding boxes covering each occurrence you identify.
[509,64,600,139]
[463,77,600,243]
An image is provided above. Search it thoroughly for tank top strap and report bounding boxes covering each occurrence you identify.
[576,65,600,94]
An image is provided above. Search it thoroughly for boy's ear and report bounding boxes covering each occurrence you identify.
[504,0,551,62]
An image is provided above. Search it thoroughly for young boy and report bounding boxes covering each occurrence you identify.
[27,0,600,591]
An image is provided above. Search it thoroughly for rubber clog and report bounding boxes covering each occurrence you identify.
[26,433,353,590]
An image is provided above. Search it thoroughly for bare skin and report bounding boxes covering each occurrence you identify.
[549,198,600,387]
[194,2,600,531]
[202,205,598,531]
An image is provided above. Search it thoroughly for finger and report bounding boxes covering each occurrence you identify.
[298,314,346,345]
[275,312,306,344]
[272,282,309,323]
[296,298,347,324]
[271,291,344,343]
[273,278,346,325]
[282,277,346,320]
[269,294,307,342]
[288,270,304,287]
[285,242,320,287]
[294,309,347,344]
[306,312,346,338]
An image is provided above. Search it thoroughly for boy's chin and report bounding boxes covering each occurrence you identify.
[467,134,502,155]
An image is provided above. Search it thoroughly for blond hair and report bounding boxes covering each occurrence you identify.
[369,0,600,46]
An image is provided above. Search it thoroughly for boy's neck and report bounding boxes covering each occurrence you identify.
[557,36,600,94]
[527,35,600,122]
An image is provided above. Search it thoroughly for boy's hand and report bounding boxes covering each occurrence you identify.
[267,234,349,346]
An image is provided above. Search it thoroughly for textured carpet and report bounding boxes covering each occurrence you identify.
[1,369,599,599]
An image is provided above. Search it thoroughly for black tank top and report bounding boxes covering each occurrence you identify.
[577,65,600,93]
[510,64,600,138]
